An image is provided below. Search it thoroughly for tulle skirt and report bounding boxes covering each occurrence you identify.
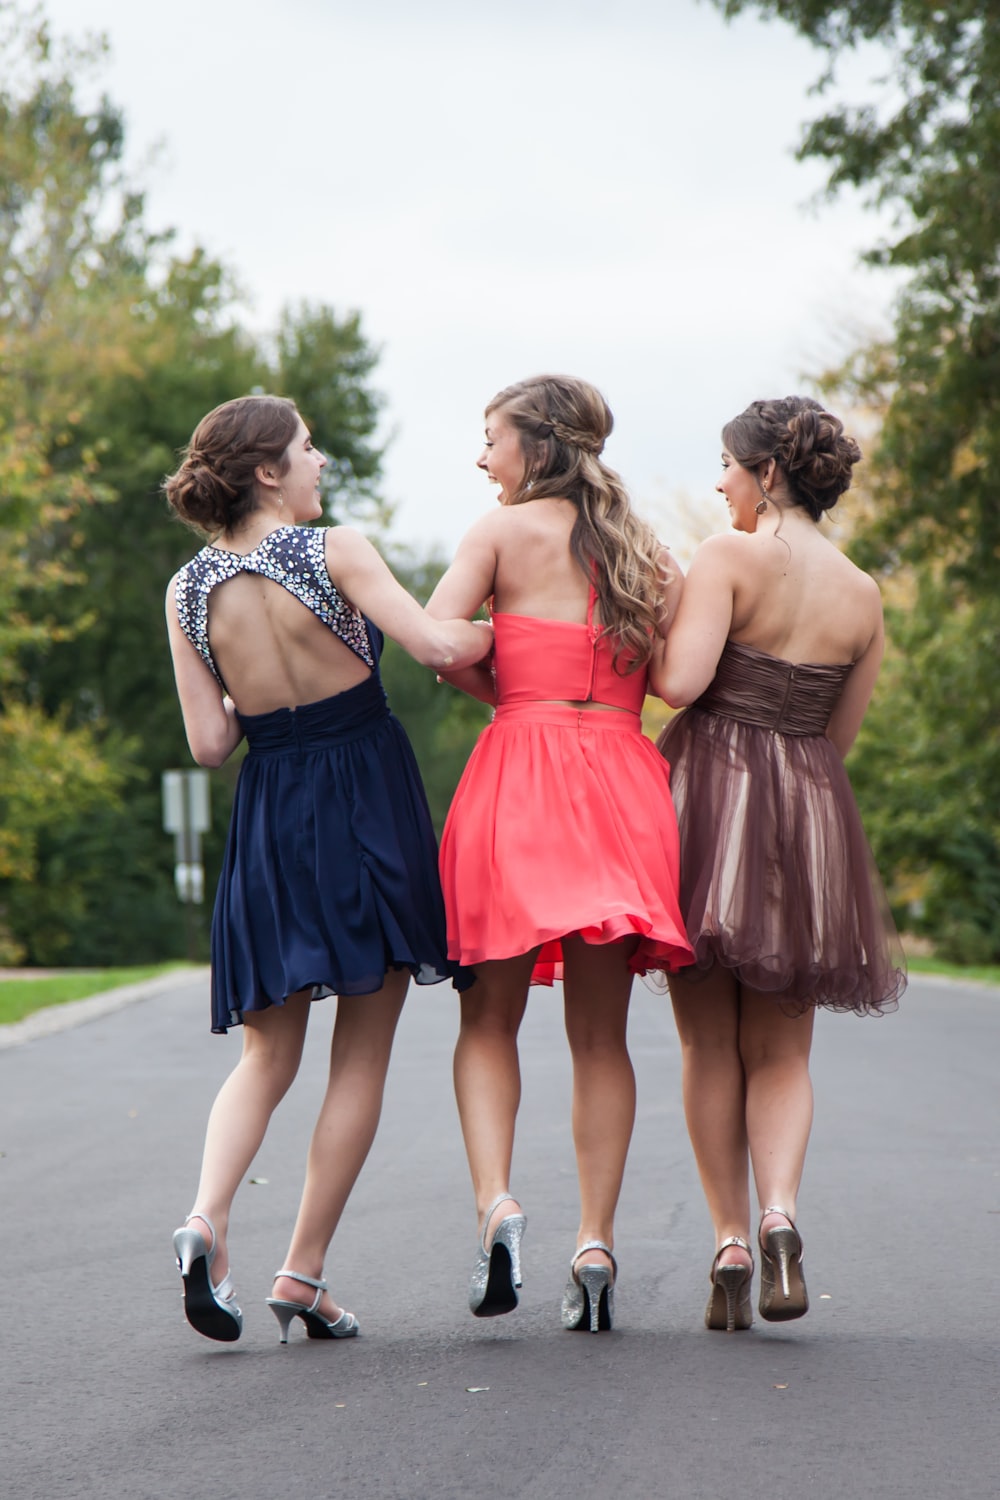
[657,706,906,1014]
[210,677,464,1033]
[440,703,694,984]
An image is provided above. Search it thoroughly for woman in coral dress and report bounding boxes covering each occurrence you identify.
[428,374,693,1333]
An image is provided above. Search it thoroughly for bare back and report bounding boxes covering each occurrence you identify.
[727,521,881,666]
[207,573,371,716]
[489,499,594,623]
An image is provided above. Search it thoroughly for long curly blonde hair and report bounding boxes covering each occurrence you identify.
[486,374,667,670]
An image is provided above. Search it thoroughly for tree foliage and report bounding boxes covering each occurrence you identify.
[712,0,1000,955]
[0,1,397,965]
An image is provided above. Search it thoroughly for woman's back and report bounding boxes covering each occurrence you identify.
[205,563,373,714]
[489,499,594,623]
[725,521,881,667]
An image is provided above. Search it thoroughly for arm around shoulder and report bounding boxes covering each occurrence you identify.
[325,527,492,671]
[648,536,736,706]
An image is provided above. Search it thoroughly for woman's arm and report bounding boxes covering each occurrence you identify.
[165,579,245,768]
[326,528,493,671]
[825,602,885,758]
[424,516,500,701]
[648,537,736,706]
[654,548,685,640]
[425,515,499,622]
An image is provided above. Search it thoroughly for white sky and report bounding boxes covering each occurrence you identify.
[41,0,899,559]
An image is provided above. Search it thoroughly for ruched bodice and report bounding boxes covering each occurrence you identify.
[491,601,646,716]
[694,640,852,736]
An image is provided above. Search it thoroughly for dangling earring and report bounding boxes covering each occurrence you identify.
[276,489,285,510]
[755,482,768,516]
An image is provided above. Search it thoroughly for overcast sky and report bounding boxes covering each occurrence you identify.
[42,0,898,559]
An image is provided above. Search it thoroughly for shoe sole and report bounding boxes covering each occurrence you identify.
[472,1242,519,1318]
[179,1258,242,1342]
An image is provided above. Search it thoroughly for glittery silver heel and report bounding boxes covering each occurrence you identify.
[468,1192,526,1318]
[758,1206,808,1322]
[561,1241,617,1333]
[265,1270,360,1343]
[705,1236,753,1332]
[172,1212,243,1343]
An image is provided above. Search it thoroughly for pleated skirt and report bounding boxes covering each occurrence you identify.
[210,675,462,1033]
[439,703,694,985]
[657,706,906,1014]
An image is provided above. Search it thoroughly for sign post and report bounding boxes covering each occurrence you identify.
[162,770,211,959]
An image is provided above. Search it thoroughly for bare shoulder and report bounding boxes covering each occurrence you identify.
[833,547,883,605]
[688,531,752,576]
[324,524,368,559]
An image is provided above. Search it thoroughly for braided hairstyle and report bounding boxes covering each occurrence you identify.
[722,396,862,521]
[163,394,300,536]
[485,374,667,671]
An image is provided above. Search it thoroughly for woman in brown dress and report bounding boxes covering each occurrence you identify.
[656,396,905,1332]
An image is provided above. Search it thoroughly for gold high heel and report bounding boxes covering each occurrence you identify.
[758,1206,808,1322]
[705,1235,753,1332]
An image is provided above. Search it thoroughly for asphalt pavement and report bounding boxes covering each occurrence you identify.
[1,969,997,1500]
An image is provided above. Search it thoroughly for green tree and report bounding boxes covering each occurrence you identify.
[277,302,391,532]
[0,3,409,965]
[710,0,1000,955]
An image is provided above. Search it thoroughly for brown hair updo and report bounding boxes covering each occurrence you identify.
[722,396,862,521]
[485,374,666,671]
[163,394,300,536]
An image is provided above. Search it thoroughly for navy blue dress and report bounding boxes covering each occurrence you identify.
[174,526,466,1033]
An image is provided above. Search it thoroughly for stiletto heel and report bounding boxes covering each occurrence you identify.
[265,1270,359,1343]
[705,1236,753,1332]
[172,1212,243,1342]
[561,1241,617,1333]
[468,1192,527,1317]
[758,1206,808,1321]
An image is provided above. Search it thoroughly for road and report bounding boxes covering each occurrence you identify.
[1,970,997,1499]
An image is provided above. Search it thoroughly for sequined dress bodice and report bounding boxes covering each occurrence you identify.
[693,640,853,736]
[174,525,374,687]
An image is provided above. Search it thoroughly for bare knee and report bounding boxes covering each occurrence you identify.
[738,997,814,1076]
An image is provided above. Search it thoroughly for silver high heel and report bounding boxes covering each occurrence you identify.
[561,1241,617,1333]
[705,1236,754,1332]
[265,1270,360,1344]
[758,1206,808,1322]
[172,1212,243,1342]
[468,1192,526,1317]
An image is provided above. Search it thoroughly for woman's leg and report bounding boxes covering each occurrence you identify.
[271,968,409,1320]
[560,936,638,1275]
[452,952,535,1239]
[668,968,752,1269]
[185,990,313,1282]
[738,988,815,1229]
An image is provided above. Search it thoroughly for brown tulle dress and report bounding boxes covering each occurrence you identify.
[656,640,906,1015]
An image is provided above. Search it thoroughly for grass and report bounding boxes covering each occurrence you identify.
[0,963,196,1027]
[906,956,1000,987]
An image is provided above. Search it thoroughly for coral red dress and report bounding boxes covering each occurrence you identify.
[439,589,694,984]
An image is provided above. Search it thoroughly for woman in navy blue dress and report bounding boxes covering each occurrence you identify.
[164,394,492,1344]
